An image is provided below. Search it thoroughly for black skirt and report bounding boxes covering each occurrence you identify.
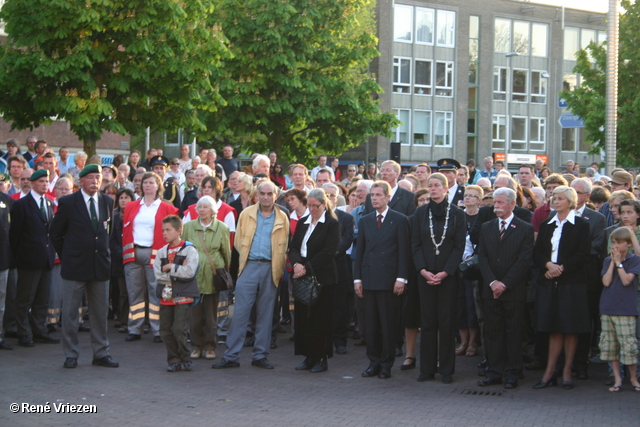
[535,277,590,334]
[294,284,335,359]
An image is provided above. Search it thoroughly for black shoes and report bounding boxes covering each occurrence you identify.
[310,358,328,373]
[378,368,391,379]
[92,356,119,368]
[295,357,315,371]
[153,336,163,343]
[270,339,277,349]
[395,346,403,357]
[0,340,13,350]
[17,337,34,347]
[212,358,240,369]
[251,358,274,369]
[563,381,574,390]
[400,356,416,371]
[335,345,347,355]
[125,334,141,342]
[63,357,78,368]
[504,378,518,389]
[362,365,381,378]
[417,373,435,382]
[477,358,488,369]
[34,334,60,344]
[533,375,558,389]
[78,324,90,332]
[478,376,502,387]
[441,375,453,384]
[576,368,589,380]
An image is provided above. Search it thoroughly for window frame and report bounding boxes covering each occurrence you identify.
[393,56,412,94]
[413,110,432,146]
[392,109,411,145]
[414,59,433,95]
[415,7,435,45]
[435,61,454,97]
[433,111,453,147]
[492,115,506,150]
[493,67,507,101]
[530,70,548,104]
[394,4,414,43]
[529,117,546,151]
[436,10,456,48]
[511,68,528,102]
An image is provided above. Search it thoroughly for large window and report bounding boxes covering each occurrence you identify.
[437,10,456,47]
[531,71,547,104]
[413,110,432,145]
[512,69,528,102]
[435,61,454,97]
[492,115,506,150]
[529,118,546,151]
[531,23,548,57]
[495,18,548,57]
[513,21,529,55]
[493,67,507,100]
[392,109,411,144]
[393,57,411,93]
[434,111,453,146]
[416,7,434,44]
[414,60,432,95]
[562,128,576,152]
[494,18,511,53]
[510,116,527,150]
[394,5,413,42]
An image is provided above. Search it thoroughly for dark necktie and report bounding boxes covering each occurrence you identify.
[499,220,506,240]
[377,214,382,229]
[40,196,47,222]
[89,197,99,232]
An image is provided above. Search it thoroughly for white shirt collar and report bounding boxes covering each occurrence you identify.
[304,210,326,225]
[139,197,161,208]
[448,183,458,200]
[551,209,576,225]
[575,205,586,217]
[498,212,515,229]
[389,184,398,200]
[376,207,390,222]
[81,188,98,205]
[290,207,310,221]
[30,189,46,204]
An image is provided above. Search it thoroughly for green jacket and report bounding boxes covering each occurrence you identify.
[183,219,231,295]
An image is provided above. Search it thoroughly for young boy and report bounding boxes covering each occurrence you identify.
[600,227,640,392]
[153,215,200,372]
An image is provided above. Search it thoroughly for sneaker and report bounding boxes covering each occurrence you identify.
[191,348,202,359]
[167,363,182,372]
[217,336,226,345]
[182,361,193,371]
[204,350,216,360]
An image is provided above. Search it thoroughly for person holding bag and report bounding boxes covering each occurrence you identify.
[182,196,231,361]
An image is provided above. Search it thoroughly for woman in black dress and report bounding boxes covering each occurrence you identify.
[289,189,341,373]
[411,173,466,384]
[532,185,590,390]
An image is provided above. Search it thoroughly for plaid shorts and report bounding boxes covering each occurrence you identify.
[599,315,639,365]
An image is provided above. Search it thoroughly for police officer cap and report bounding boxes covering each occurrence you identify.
[29,169,50,181]
[436,158,461,172]
[151,155,169,167]
[79,164,102,178]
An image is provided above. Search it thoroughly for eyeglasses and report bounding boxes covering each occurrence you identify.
[464,194,479,199]
[171,163,179,166]
[308,203,323,209]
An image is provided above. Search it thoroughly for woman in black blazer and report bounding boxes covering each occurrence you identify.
[289,188,341,373]
[532,185,590,390]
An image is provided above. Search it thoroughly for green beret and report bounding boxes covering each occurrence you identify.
[29,169,49,181]
[79,164,102,178]
[0,173,9,182]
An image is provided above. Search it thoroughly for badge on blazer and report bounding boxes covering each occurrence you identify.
[0,201,5,208]
[510,224,516,228]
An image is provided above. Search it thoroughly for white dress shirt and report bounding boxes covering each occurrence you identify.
[549,210,576,263]
[301,211,326,258]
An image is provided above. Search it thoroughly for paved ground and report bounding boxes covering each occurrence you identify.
[1,322,638,426]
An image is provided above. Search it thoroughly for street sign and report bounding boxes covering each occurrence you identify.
[558,113,585,128]
[558,98,568,108]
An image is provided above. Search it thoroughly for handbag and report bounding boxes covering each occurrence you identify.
[291,264,322,306]
[197,225,234,293]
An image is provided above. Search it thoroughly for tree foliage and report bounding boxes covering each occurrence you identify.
[560,0,640,166]
[0,0,228,156]
[205,0,398,163]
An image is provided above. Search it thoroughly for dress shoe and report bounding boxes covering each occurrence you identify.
[18,337,34,347]
[353,339,366,346]
[395,346,403,357]
[400,356,416,371]
[251,358,274,369]
[92,356,119,368]
[562,381,574,390]
[504,378,518,389]
[47,324,58,333]
[153,336,163,343]
[533,375,558,389]
[0,340,13,350]
[78,324,90,332]
[477,358,488,369]
[34,334,60,344]
[63,357,78,368]
[378,368,391,379]
[118,327,128,333]
[362,365,381,378]
[441,374,453,384]
[212,358,240,369]
[335,345,347,355]
[478,376,502,387]
[310,358,328,373]
[295,357,315,371]
[125,334,141,342]
[417,373,435,382]
[576,368,589,380]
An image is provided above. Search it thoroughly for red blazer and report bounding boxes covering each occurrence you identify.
[122,200,178,267]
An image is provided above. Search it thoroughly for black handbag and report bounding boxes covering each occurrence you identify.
[197,227,234,293]
[291,266,322,306]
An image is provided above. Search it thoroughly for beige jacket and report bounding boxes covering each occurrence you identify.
[235,204,289,286]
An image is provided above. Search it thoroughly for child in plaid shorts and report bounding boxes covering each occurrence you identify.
[600,227,640,392]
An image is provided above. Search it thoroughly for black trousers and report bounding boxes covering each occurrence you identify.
[419,274,458,376]
[483,298,525,380]
[364,289,399,369]
[16,269,52,339]
[333,255,351,347]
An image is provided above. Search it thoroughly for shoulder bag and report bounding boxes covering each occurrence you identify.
[291,264,322,306]
[197,224,234,292]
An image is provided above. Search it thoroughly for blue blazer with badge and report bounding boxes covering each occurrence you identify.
[354,209,410,291]
[50,191,113,282]
[9,193,55,270]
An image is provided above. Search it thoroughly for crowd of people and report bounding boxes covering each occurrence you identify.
[1,137,639,393]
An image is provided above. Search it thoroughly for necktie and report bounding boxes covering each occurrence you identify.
[499,220,506,240]
[377,214,383,229]
[89,197,99,232]
[40,197,47,222]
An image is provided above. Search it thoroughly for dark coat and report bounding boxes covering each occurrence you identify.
[354,209,410,291]
[9,193,55,270]
[335,209,355,256]
[289,212,341,287]
[470,205,532,246]
[0,193,12,270]
[109,210,125,277]
[50,191,113,282]
[364,186,416,217]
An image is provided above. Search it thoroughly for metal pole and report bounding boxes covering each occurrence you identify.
[605,0,619,171]
[505,52,519,168]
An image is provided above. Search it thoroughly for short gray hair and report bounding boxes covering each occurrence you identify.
[196,195,218,215]
[321,183,339,194]
[493,187,516,203]
[571,178,592,194]
[196,164,214,177]
[252,154,270,172]
[585,167,596,178]
[357,179,374,191]
[74,150,87,161]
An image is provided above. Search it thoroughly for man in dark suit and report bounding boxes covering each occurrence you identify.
[437,158,465,206]
[50,164,119,369]
[477,187,534,389]
[0,191,13,349]
[9,169,58,347]
[150,156,181,209]
[355,181,410,379]
[363,160,415,217]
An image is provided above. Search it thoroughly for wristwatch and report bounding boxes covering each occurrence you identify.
[617,263,624,269]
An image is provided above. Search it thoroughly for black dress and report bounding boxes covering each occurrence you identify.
[533,214,590,334]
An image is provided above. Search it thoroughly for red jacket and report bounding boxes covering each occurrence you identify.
[122,200,178,267]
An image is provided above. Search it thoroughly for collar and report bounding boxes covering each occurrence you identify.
[81,189,99,205]
[290,207,310,221]
[389,184,398,200]
[551,209,576,226]
[139,197,161,208]
[498,212,515,229]
[448,183,458,198]
[376,207,390,222]
[30,189,46,204]
[304,210,326,225]
[575,205,586,217]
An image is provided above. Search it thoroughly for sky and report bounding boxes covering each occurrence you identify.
[531,0,610,13]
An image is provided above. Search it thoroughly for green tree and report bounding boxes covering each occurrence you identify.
[560,0,640,166]
[206,0,398,163]
[0,0,228,157]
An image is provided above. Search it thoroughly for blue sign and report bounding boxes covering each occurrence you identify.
[558,113,585,128]
[558,98,568,108]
